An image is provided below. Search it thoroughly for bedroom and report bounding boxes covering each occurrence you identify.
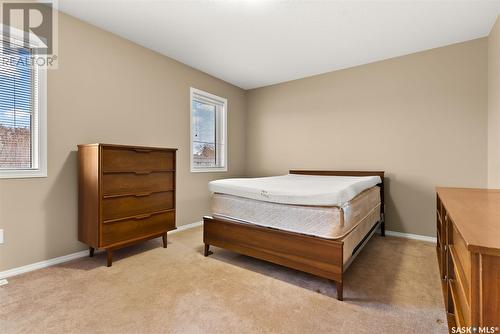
[0,0,499,333]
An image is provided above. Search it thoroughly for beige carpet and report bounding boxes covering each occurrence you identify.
[0,226,448,334]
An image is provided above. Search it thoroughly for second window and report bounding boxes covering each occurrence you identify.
[190,88,227,172]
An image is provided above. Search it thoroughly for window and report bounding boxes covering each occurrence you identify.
[0,33,47,178]
[190,87,227,172]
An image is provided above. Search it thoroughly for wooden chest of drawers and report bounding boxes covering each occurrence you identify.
[436,188,500,331]
[78,144,177,266]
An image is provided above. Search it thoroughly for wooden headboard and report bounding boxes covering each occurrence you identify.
[289,170,384,179]
[289,170,385,235]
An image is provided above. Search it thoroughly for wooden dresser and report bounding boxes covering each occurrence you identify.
[436,188,500,330]
[78,144,177,266]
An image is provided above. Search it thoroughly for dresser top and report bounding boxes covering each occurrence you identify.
[437,187,500,255]
[78,143,178,151]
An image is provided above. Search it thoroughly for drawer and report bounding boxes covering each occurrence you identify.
[101,210,175,246]
[102,191,174,221]
[102,146,175,172]
[449,278,471,327]
[452,225,471,287]
[102,171,174,196]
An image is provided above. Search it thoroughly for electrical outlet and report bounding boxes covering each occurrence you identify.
[0,229,3,244]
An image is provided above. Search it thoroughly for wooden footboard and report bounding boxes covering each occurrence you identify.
[203,216,344,300]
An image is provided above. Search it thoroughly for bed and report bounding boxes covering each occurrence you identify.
[203,170,385,300]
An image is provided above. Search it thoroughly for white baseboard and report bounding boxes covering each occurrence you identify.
[385,230,437,243]
[0,221,204,280]
[0,249,89,280]
[172,220,203,233]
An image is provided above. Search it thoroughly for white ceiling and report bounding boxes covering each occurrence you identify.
[58,0,500,89]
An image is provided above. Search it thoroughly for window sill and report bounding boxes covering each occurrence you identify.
[0,169,47,179]
[190,167,228,173]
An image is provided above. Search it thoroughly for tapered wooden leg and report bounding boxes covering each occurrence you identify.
[336,281,343,301]
[204,244,212,257]
[106,249,113,267]
[89,247,95,257]
[162,233,167,248]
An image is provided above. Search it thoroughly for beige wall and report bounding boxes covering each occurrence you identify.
[488,16,500,188]
[246,39,488,237]
[0,13,493,272]
[0,13,247,271]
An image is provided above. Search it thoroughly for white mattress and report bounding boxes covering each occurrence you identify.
[210,186,381,240]
[208,174,381,207]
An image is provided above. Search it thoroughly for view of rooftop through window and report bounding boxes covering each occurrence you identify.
[192,100,217,167]
[0,46,34,169]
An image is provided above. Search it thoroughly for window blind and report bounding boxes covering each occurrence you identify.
[0,44,35,169]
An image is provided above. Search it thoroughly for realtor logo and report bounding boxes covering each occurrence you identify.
[1,0,58,67]
[2,1,53,54]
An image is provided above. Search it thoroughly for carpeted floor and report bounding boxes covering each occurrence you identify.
[0,226,448,334]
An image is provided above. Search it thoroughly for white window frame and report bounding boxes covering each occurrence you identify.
[190,87,227,173]
[0,25,47,179]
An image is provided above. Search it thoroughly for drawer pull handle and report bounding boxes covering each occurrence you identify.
[134,171,152,175]
[135,214,152,220]
[133,148,153,153]
[134,192,152,197]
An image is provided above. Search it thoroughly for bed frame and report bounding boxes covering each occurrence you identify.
[203,170,385,300]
